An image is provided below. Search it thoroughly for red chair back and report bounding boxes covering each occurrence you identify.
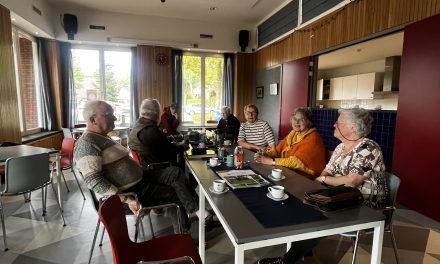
[128,147,141,166]
[99,195,201,264]
[60,138,76,169]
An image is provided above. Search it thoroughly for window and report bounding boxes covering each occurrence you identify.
[12,28,42,135]
[182,53,223,126]
[72,47,131,126]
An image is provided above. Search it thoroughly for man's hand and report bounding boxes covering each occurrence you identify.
[125,196,140,215]
[177,141,190,151]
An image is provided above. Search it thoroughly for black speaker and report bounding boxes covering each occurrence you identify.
[63,14,78,40]
[239,30,250,52]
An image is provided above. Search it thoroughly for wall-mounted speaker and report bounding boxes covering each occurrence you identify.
[239,30,250,52]
[63,14,78,40]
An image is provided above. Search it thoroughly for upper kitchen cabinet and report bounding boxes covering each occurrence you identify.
[357,72,383,99]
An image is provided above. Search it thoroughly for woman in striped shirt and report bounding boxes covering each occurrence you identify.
[237,104,275,151]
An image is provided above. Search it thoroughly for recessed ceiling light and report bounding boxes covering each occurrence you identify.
[35,31,39,35]
[209,7,217,11]
[11,17,16,21]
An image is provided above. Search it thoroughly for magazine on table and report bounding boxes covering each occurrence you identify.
[215,169,270,189]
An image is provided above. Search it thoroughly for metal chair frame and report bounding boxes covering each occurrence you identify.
[0,153,66,251]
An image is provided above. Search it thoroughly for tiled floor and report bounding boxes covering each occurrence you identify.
[0,171,439,264]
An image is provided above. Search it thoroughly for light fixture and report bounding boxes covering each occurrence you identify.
[210,7,217,11]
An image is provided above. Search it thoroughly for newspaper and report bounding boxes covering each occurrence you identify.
[216,169,270,189]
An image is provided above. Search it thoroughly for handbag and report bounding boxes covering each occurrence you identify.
[303,185,364,211]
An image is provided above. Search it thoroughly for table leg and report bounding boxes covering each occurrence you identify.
[199,189,206,263]
[370,220,384,264]
[234,245,244,264]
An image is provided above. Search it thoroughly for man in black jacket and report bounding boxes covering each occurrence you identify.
[217,106,240,143]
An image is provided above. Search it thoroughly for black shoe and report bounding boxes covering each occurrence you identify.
[258,257,284,264]
[204,214,221,232]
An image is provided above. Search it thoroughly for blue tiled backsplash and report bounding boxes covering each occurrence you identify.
[311,108,397,171]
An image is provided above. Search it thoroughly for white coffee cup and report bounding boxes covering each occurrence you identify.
[213,179,226,192]
[271,169,282,179]
[224,140,231,146]
[209,157,219,167]
[268,185,285,199]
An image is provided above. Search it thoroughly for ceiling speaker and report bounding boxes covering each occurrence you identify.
[63,14,78,40]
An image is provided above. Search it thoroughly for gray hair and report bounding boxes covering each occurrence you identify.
[221,106,231,115]
[140,98,160,119]
[83,100,108,121]
[338,108,373,137]
[291,107,314,128]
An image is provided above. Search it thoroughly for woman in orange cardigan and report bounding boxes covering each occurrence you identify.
[254,107,326,178]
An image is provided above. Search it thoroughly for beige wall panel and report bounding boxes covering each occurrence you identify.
[136,45,172,111]
[0,4,21,144]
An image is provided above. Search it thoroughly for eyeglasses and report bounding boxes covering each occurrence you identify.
[246,111,257,116]
[292,118,305,123]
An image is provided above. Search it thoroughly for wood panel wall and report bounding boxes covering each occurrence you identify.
[0,4,21,144]
[255,0,440,70]
[234,53,256,122]
[26,132,63,150]
[136,45,173,110]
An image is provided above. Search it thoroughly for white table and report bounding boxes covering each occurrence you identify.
[185,148,385,264]
[0,145,62,209]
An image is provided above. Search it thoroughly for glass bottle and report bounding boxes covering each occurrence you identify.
[234,146,244,169]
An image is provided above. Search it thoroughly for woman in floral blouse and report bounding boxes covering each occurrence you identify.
[316,108,389,209]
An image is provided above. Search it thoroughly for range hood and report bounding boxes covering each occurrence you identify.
[382,56,401,91]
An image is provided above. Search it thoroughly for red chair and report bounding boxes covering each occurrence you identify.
[98,195,201,264]
[128,147,141,166]
[53,138,86,200]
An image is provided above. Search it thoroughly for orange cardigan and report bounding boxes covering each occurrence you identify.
[266,128,326,177]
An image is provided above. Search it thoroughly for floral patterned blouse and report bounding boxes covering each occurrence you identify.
[325,138,389,209]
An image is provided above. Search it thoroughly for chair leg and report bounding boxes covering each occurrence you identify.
[98,226,105,246]
[50,182,66,226]
[351,231,360,264]
[0,199,8,251]
[60,171,70,192]
[42,186,46,216]
[389,229,400,264]
[88,220,101,264]
[71,169,86,200]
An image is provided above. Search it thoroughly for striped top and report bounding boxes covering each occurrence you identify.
[237,119,275,147]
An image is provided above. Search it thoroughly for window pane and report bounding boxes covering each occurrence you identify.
[204,57,223,125]
[104,51,131,127]
[72,49,100,123]
[17,36,41,131]
[182,55,201,124]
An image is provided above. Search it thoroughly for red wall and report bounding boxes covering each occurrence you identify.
[279,57,310,139]
[392,14,440,221]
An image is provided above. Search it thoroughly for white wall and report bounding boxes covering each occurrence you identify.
[0,0,55,37]
[49,3,254,52]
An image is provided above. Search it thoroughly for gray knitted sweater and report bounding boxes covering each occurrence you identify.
[74,131,142,198]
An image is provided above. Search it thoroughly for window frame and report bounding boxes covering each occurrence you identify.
[181,51,224,127]
[71,45,132,125]
[11,27,42,136]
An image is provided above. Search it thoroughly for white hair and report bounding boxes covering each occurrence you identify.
[139,99,160,119]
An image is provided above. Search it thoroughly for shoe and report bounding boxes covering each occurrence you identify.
[258,257,284,264]
[204,214,221,232]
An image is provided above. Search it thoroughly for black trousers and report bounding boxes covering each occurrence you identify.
[282,238,321,264]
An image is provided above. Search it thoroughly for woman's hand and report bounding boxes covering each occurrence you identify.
[254,154,273,164]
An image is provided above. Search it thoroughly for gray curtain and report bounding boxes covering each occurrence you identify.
[172,50,183,114]
[223,53,234,112]
[60,42,77,128]
[130,47,138,124]
[37,38,56,131]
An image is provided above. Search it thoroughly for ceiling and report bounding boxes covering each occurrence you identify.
[46,0,289,26]
[318,32,404,70]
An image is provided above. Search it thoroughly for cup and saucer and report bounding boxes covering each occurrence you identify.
[268,169,285,181]
[267,185,289,201]
[208,157,221,167]
[209,180,229,194]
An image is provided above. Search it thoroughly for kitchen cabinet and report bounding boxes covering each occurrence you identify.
[320,72,383,100]
[329,77,343,99]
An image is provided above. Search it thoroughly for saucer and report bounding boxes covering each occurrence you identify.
[268,174,286,181]
[208,162,221,167]
[209,186,230,194]
[266,192,288,201]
